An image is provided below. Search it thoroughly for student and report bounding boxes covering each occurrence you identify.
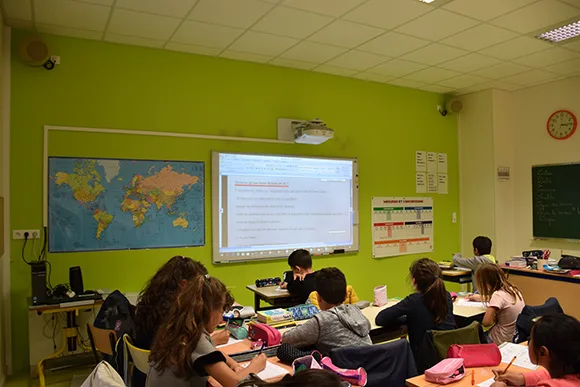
[492,314,580,387]
[282,267,372,355]
[375,258,456,370]
[452,236,496,292]
[147,275,266,387]
[238,369,344,387]
[468,263,524,345]
[279,249,318,304]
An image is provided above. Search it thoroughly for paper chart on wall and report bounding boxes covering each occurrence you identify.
[427,152,437,172]
[416,172,427,193]
[437,153,448,174]
[438,173,448,194]
[428,173,437,193]
[371,197,434,258]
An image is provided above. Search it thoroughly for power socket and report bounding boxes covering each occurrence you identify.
[13,230,41,240]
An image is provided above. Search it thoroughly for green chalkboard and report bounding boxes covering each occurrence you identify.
[532,163,580,240]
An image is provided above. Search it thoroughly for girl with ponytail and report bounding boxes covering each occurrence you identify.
[147,275,266,387]
[375,258,456,371]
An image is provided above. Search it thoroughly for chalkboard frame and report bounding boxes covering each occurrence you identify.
[531,162,580,242]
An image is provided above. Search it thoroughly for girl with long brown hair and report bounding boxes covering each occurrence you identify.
[468,263,524,344]
[147,275,266,387]
[375,258,455,372]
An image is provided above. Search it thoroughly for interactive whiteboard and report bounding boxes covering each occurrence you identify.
[212,152,359,263]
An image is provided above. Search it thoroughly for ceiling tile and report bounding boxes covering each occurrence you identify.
[500,69,559,85]
[251,6,333,39]
[543,57,580,75]
[438,53,501,72]
[559,0,580,7]
[171,21,244,49]
[108,9,181,40]
[116,0,196,18]
[367,59,428,77]
[404,67,461,83]
[279,41,347,63]
[36,23,103,40]
[4,18,34,30]
[562,39,580,52]
[75,0,114,5]
[358,32,430,57]
[353,72,394,83]
[419,84,455,93]
[35,0,110,31]
[395,9,479,41]
[3,0,32,21]
[343,0,433,30]
[230,31,300,56]
[441,24,518,51]
[308,20,385,49]
[471,62,532,79]
[387,78,427,89]
[490,0,580,34]
[400,43,470,65]
[437,74,487,88]
[472,80,522,91]
[513,47,580,67]
[314,65,358,76]
[188,0,274,29]
[220,50,272,63]
[269,58,318,70]
[104,34,165,48]
[442,0,536,21]
[480,36,552,60]
[325,50,389,71]
[281,0,366,17]
[165,42,222,56]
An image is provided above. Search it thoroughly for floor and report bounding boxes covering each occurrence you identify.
[5,366,93,387]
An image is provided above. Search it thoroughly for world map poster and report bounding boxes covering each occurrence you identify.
[48,157,204,252]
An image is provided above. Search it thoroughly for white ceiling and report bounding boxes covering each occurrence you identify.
[2,0,580,95]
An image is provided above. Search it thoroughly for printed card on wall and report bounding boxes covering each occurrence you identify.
[416,151,427,172]
[427,173,438,193]
[416,172,427,193]
[427,152,437,173]
[437,153,448,174]
[371,197,434,258]
[438,174,448,194]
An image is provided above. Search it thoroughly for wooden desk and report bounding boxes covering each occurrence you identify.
[406,363,534,387]
[441,269,472,284]
[502,265,580,319]
[246,285,301,311]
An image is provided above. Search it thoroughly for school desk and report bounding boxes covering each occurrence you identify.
[246,284,301,311]
[502,265,580,320]
[29,299,104,387]
[441,269,472,284]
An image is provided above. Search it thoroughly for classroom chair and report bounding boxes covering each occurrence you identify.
[307,285,359,309]
[87,323,118,363]
[513,297,563,343]
[123,334,151,386]
[329,339,418,387]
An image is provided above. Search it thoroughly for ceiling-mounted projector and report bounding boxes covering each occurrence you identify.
[277,118,334,145]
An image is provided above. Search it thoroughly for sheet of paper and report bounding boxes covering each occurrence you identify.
[437,153,448,174]
[499,342,539,370]
[477,378,495,387]
[416,172,427,193]
[243,361,289,380]
[456,299,486,308]
[275,287,288,293]
[438,173,448,194]
[216,337,244,348]
[416,151,427,172]
[427,152,437,173]
[427,173,437,193]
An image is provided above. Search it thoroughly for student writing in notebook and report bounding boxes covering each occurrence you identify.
[279,249,318,304]
[492,314,580,387]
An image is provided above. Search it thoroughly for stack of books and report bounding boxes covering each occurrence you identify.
[257,308,293,325]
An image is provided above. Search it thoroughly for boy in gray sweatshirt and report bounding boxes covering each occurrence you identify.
[452,236,496,292]
[282,267,372,355]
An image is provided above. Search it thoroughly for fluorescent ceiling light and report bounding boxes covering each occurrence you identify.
[419,0,436,3]
[537,20,580,43]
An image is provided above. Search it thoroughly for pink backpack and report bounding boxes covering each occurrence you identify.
[248,323,282,346]
[425,358,465,385]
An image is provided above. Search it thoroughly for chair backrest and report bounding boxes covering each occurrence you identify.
[430,321,483,361]
[330,339,418,387]
[87,323,117,356]
[123,334,150,375]
[514,297,563,343]
[81,361,125,387]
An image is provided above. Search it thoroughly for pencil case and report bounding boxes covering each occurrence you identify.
[425,358,465,385]
[226,318,248,340]
[447,344,501,368]
[287,304,319,320]
[248,322,281,346]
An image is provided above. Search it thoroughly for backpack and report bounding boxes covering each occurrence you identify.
[558,255,580,270]
[513,297,563,343]
[93,290,136,378]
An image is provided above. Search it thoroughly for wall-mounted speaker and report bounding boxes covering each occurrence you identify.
[18,35,55,70]
[69,266,84,295]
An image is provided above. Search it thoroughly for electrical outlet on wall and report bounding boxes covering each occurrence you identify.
[13,230,41,239]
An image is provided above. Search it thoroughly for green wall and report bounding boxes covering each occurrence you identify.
[10,31,459,372]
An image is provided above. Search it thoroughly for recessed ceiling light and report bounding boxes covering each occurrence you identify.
[537,20,580,43]
[419,0,436,3]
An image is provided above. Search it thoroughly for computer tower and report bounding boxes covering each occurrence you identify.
[31,261,47,305]
[69,266,84,295]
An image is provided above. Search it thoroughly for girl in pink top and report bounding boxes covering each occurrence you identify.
[492,314,580,387]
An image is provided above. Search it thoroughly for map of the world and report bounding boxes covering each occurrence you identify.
[48,157,204,252]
